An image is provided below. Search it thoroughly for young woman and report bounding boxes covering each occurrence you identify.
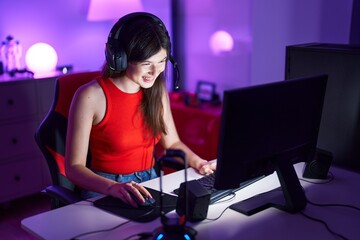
[65,12,216,208]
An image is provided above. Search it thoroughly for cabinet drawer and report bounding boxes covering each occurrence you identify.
[0,119,39,160]
[0,80,37,120]
[0,157,43,202]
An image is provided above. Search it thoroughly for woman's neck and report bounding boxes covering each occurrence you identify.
[110,76,140,94]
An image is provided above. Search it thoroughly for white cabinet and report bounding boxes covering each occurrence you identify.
[0,76,55,203]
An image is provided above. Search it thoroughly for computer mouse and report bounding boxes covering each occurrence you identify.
[139,196,156,207]
[130,192,156,208]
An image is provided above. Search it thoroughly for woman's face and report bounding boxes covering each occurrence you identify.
[125,48,167,89]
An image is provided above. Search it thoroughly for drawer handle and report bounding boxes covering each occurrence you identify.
[8,99,14,105]
[11,138,18,144]
[14,175,21,182]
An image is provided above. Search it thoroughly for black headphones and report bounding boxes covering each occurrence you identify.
[105,12,180,89]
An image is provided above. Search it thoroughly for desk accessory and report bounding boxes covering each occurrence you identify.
[303,148,333,179]
[152,149,197,240]
[176,179,210,222]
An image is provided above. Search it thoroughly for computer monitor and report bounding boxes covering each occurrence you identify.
[214,74,327,215]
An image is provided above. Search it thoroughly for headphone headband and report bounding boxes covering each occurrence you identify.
[108,12,169,41]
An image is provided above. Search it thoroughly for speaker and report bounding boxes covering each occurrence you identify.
[0,61,3,75]
[176,180,210,222]
[303,148,333,179]
[105,12,171,72]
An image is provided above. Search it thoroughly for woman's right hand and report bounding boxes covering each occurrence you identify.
[107,181,153,208]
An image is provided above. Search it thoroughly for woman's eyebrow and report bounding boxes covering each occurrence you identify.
[143,56,167,63]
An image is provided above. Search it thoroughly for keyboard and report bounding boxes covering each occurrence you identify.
[174,173,265,204]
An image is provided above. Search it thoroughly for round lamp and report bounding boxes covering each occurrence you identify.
[25,43,58,76]
[209,30,234,55]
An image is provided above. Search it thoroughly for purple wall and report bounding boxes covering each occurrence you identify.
[0,0,171,72]
[251,0,353,87]
[182,0,353,96]
[0,0,354,94]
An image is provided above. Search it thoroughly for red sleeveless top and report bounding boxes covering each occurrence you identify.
[89,77,158,174]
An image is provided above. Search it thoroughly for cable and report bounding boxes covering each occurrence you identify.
[300,211,349,240]
[297,172,359,240]
[69,219,132,240]
[307,199,360,212]
[122,232,153,240]
[201,193,236,222]
[69,207,156,240]
[299,170,360,211]
[212,192,237,204]
[204,205,231,222]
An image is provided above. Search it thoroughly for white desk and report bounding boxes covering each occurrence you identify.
[21,163,360,240]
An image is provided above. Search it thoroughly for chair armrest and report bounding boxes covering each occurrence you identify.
[43,185,83,206]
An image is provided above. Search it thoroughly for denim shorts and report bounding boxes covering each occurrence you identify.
[81,168,157,199]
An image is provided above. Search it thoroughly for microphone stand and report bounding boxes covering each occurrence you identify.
[152,149,197,240]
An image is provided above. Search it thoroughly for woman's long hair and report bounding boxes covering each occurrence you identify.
[101,15,171,137]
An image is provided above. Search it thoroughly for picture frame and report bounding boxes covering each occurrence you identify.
[196,81,216,102]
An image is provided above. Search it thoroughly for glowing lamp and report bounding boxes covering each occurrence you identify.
[25,43,58,76]
[87,0,144,21]
[209,30,234,55]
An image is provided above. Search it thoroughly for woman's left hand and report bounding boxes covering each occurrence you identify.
[197,160,217,175]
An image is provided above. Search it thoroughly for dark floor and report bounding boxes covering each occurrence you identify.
[0,193,52,240]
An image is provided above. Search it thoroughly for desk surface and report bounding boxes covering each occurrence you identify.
[22,163,360,240]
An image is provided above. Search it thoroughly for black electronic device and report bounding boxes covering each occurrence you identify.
[285,43,360,171]
[303,148,333,179]
[152,150,197,240]
[0,61,4,75]
[213,75,327,215]
[173,172,264,206]
[176,180,210,222]
[129,192,156,208]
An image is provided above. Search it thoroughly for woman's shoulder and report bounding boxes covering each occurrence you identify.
[77,79,103,95]
[74,79,105,104]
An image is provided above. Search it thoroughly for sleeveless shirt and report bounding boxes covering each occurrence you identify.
[89,77,158,174]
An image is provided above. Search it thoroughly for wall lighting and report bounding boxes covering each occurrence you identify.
[25,42,58,77]
[87,0,144,21]
[209,30,234,55]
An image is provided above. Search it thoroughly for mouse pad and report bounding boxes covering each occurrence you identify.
[93,187,178,222]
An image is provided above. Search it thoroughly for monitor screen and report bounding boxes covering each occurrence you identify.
[214,75,327,215]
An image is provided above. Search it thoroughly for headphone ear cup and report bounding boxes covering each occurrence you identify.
[105,42,116,70]
[115,44,127,71]
[105,42,128,71]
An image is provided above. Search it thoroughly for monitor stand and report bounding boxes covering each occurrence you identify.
[230,159,307,216]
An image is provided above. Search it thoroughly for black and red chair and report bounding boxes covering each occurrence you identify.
[35,71,100,208]
[35,71,184,209]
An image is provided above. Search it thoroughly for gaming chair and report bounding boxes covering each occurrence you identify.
[35,71,100,208]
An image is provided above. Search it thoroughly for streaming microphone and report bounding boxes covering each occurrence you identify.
[169,56,180,90]
[152,149,197,240]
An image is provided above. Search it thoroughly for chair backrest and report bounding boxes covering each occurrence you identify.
[35,71,100,191]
